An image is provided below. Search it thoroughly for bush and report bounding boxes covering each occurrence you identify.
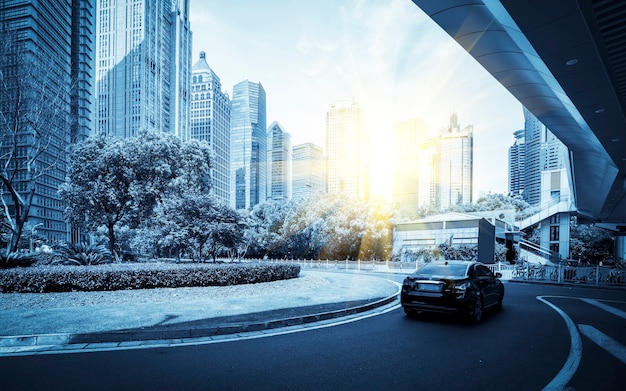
[0,252,37,269]
[54,243,114,266]
[0,262,301,293]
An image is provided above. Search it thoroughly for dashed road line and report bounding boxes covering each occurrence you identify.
[580,298,626,321]
[578,324,626,365]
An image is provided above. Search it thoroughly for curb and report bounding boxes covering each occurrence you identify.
[0,293,399,354]
[506,278,626,290]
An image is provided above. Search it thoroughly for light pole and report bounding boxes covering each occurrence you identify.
[30,223,43,252]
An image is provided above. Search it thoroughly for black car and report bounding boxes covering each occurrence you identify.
[400,261,504,322]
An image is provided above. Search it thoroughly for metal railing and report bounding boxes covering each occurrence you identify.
[244,258,626,287]
[489,262,626,287]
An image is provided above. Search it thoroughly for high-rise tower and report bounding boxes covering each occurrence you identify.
[230,80,267,209]
[392,117,431,213]
[267,122,292,202]
[0,0,95,243]
[292,143,325,201]
[432,112,473,210]
[95,0,191,138]
[191,52,230,205]
[325,98,370,199]
[522,107,568,205]
[508,129,525,197]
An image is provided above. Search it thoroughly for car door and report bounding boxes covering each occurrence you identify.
[475,264,498,306]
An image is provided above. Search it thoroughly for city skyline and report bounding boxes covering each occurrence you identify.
[188,0,525,199]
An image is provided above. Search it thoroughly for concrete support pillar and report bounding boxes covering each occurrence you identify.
[615,229,626,262]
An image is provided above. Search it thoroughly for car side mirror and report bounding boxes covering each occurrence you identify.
[495,272,502,278]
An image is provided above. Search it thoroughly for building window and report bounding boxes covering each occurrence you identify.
[550,226,560,241]
[550,243,559,254]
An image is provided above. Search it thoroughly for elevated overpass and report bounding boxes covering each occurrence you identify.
[412,0,626,225]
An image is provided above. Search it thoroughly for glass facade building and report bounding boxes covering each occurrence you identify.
[95,0,191,138]
[522,107,569,205]
[267,122,292,201]
[432,112,473,210]
[392,117,431,213]
[292,143,325,201]
[0,0,95,243]
[230,80,266,209]
[325,98,370,199]
[190,52,230,205]
[508,129,525,197]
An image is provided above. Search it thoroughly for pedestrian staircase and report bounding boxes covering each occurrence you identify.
[519,238,558,265]
[515,196,576,230]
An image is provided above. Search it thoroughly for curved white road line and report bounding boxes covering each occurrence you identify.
[537,295,582,391]
[2,282,403,356]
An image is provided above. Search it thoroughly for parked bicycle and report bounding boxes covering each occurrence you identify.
[528,265,546,280]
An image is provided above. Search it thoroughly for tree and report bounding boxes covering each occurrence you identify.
[448,192,531,214]
[0,33,73,254]
[59,132,213,258]
[569,217,614,264]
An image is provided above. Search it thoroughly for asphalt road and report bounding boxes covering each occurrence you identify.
[1,281,624,390]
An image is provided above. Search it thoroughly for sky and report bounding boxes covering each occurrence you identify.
[187,0,525,200]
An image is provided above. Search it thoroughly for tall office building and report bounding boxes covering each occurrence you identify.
[95,0,191,138]
[508,129,525,197]
[0,0,95,243]
[432,112,473,210]
[391,117,431,213]
[522,107,569,205]
[292,143,325,201]
[267,122,292,202]
[190,52,230,205]
[72,0,97,143]
[230,80,267,209]
[169,0,192,141]
[325,98,370,199]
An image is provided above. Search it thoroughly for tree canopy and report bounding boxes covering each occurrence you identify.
[59,131,213,258]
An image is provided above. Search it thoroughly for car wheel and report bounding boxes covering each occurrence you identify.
[468,295,483,323]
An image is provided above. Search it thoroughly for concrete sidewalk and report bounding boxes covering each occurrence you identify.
[0,271,400,355]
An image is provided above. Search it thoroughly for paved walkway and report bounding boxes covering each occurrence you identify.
[0,271,400,356]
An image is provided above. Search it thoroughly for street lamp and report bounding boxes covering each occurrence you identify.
[30,223,43,252]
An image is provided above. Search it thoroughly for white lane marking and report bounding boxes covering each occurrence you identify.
[537,296,582,391]
[580,298,626,321]
[578,324,626,365]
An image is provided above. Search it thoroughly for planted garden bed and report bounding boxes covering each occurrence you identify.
[0,262,300,293]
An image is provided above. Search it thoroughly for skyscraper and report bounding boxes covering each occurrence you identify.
[230,80,267,209]
[522,107,568,205]
[169,0,192,141]
[95,0,191,138]
[325,98,370,199]
[267,122,292,202]
[190,52,230,205]
[72,0,97,143]
[292,143,325,201]
[508,129,525,196]
[0,0,95,243]
[392,117,431,213]
[432,112,473,210]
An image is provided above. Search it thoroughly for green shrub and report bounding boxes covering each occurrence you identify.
[0,262,301,293]
[0,252,37,269]
[54,243,113,266]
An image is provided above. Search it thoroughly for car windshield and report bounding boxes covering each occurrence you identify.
[415,263,468,278]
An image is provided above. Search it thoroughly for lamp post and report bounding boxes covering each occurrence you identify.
[30,223,43,252]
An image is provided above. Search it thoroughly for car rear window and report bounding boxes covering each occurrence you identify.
[415,263,468,277]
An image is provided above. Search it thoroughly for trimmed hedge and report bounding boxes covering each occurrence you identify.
[0,262,301,293]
